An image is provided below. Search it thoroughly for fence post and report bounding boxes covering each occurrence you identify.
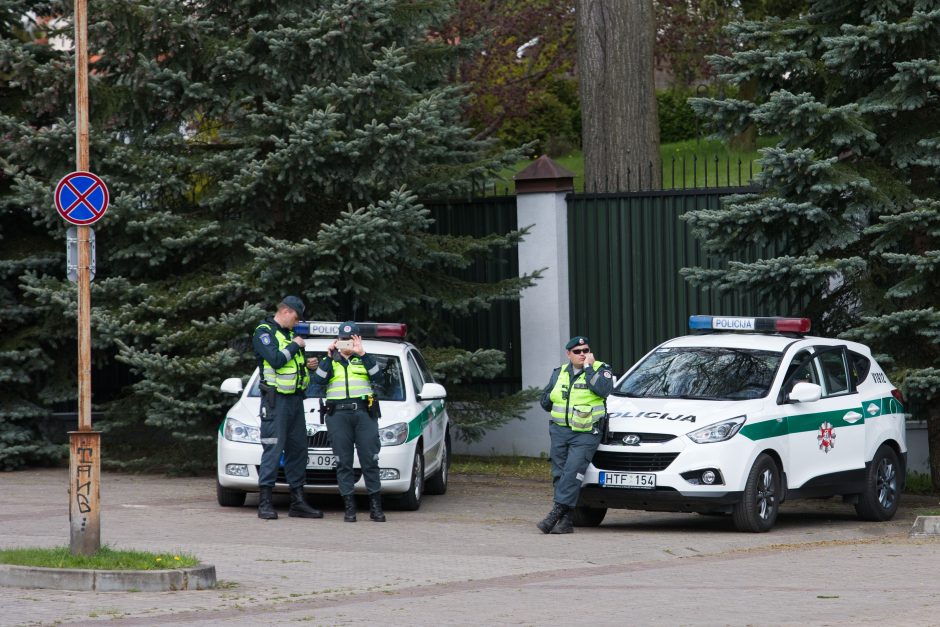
[458,156,574,457]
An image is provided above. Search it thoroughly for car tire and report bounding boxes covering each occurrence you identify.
[732,453,780,533]
[395,447,424,511]
[425,432,450,496]
[854,444,901,521]
[216,478,247,507]
[571,505,607,527]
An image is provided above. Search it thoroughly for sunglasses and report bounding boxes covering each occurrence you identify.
[570,348,590,355]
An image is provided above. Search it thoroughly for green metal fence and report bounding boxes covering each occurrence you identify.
[427,196,521,393]
[567,188,791,374]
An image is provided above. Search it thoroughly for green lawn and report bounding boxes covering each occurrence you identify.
[0,546,200,570]
[494,137,777,194]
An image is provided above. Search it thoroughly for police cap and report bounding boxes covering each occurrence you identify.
[280,295,305,319]
[338,320,360,338]
[565,336,589,350]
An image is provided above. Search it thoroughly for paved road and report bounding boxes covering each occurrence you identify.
[1,469,938,626]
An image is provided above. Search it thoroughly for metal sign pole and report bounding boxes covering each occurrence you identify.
[69,0,101,556]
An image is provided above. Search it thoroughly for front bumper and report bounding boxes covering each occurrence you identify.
[217,435,415,495]
[580,435,754,513]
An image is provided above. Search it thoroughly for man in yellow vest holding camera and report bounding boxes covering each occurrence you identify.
[537,336,613,534]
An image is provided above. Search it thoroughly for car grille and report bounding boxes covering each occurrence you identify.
[307,431,330,448]
[592,451,680,472]
[263,466,362,486]
[605,431,677,445]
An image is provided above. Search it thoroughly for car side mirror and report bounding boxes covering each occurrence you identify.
[417,382,447,401]
[788,382,822,404]
[220,377,244,395]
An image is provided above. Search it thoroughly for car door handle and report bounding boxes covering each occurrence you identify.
[843,411,863,424]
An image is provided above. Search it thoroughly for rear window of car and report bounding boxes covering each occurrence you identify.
[248,354,406,401]
[849,350,871,387]
[613,346,783,400]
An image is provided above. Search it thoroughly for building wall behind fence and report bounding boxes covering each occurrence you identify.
[567,188,791,375]
[426,196,522,395]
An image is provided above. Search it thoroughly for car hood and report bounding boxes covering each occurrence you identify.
[606,395,765,436]
[225,397,415,427]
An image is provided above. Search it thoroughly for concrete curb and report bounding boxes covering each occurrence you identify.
[909,516,940,538]
[0,563,216,591]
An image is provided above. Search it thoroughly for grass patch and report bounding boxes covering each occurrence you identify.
[905,472,936,495]
[494,137,778,193]
[451,454,551,481]
[0,546,199,570]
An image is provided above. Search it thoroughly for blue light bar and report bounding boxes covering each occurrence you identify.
[689,315,811,334]
[294,321,407,339]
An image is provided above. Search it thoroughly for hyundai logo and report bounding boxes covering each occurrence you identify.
[622,434,641,446]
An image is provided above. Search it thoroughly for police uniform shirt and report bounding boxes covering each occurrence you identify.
[311,351,383,396]
[253,317,302,373]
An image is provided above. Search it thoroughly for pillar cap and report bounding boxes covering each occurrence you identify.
[514,155,575,194]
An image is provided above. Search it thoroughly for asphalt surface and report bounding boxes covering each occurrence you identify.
[1,468,939,626]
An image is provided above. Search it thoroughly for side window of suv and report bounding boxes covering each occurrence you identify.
[817,348,850,397]
[848,350,871,387]
[781,349,820,398]
[407,352,426,397]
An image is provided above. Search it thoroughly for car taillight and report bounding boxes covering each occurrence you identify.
[891,388,904,405]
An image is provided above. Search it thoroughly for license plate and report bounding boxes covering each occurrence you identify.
[599,471,656,489]
[307,453,338,469]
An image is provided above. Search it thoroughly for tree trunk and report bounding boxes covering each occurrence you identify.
[577,0,661,192]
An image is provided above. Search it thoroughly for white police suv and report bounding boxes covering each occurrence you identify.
[576,316,907,532]
[216,321,451,510]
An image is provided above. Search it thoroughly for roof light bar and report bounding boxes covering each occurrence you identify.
[689,315,811,334]
[294,321,407,339]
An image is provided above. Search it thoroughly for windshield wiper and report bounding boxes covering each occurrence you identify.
[674,394,725,401]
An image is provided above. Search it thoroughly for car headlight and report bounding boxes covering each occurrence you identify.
[686,415,746,444]
[378,422,408,446]
[224,417,260,444]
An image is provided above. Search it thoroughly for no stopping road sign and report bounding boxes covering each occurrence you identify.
[55,171,109,225]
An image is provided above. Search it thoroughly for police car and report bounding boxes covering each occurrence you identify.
[576,316,907,532]
[216,321,451,510]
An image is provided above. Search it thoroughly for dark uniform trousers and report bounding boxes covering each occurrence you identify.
[259,393,308,489]
[327,407,382,496]
[549,422,602,508]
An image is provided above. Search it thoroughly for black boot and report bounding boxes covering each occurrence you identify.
[288,487,323,519]
[550,510,574,534]
[369,493,386,522]
[537,502,567,534]
[343,495,357,522]
[258,486,277,520]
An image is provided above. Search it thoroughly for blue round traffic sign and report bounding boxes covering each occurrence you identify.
[55,171,109,225]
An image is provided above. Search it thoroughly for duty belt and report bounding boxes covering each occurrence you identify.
[330,401,363,411]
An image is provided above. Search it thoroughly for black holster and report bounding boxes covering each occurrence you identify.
[259,383,277,416]
[367,395,381,419]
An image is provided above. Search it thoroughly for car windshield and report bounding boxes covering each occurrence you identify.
[613,347,782,400]
[249,354,406,401]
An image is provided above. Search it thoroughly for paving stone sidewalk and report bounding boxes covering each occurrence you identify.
[1,469,938,626]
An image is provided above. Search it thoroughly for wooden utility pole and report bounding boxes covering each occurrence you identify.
[69,0,101,556]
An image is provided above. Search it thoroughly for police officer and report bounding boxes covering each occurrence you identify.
[252,296,323,520]
[537,336,613,534]
[312,321,386,522]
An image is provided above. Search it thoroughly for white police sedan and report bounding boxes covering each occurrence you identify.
[216,322,451,510]
[576,316,907,532]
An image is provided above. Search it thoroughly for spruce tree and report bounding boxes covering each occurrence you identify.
[0,0,532,469]
[685,1,940,484]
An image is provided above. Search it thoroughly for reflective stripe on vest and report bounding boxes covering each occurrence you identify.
[549,362,607,432]
[326,357,374,400]
[257,323,309,395]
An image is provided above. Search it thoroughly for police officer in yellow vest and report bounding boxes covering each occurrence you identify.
[312,321,386,522]
[537,335,613,534]
[252,296,324,520]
